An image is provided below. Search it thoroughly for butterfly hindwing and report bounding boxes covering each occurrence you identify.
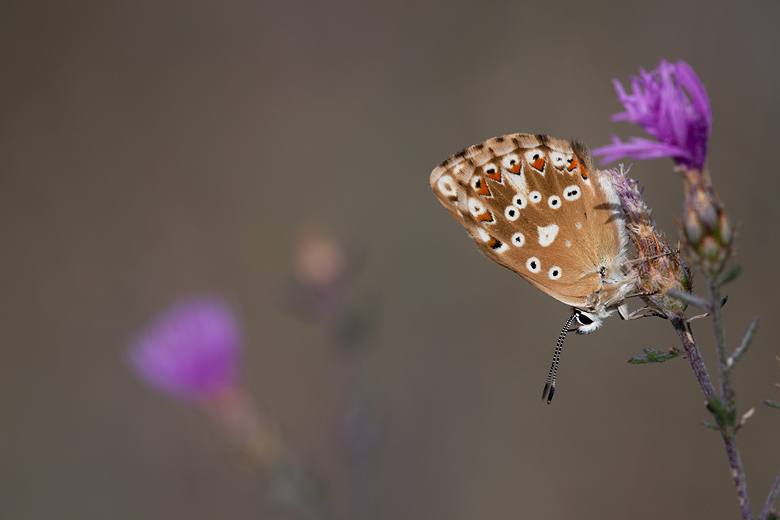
[430,133,628,309]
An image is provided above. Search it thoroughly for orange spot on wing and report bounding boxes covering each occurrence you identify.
[477,212,494,222]
[487,237,502,249]
[507,162,521,174]
[475,178,492,196]
[485,169,502,182]
[531,156,546,171]
[566,157,579,172]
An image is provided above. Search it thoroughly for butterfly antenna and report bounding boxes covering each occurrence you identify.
[542,313,576,404]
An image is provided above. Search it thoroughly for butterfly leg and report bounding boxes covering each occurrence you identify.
[619,305,667,321]
[621,249,681,269]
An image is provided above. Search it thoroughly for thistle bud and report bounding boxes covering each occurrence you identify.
[679,166,733,277]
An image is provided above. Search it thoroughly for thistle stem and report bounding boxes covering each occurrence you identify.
[759,469,780,520]
[671,315,753,519]
[723,430,755,520]
[671,317,716,400]
[708,281,732,402]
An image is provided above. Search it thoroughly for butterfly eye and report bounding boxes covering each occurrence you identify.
[529,191,542,203]
[511,232,525,247]
[548,195,561,209]
[563,186,581,201]
[526,257,541,273]
[576,313,593,325]
[505,206,520,221]
[548,266,562,280]
[513,194,527,209]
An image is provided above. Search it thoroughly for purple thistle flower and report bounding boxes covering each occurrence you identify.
[127,296,243,402]
[592,60,712,170]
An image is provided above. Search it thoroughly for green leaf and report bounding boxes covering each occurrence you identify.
[727,317,760,369]
[628,348,686,364]
[763,400,780,411]
[718,264,742,287]
[707,397,735,427]
[700,420,718,430]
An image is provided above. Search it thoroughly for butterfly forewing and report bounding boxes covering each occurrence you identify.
[430,133,627,310]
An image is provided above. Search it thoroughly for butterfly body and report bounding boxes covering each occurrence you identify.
[430,133,637,332]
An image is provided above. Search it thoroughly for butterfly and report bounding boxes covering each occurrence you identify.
[430,133,638,403]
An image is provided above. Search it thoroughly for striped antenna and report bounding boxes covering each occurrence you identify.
[542,313,577,404]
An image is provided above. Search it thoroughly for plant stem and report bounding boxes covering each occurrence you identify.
[723,430,755,520]
[708,281,732,402]
[759,469,780,520]
[671,316,716,400]
[670,316,754,519]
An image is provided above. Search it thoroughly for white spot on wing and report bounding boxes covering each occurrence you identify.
[551,152,566,169]
[483,164,499,177]
[437,175,457,198]
[529,191,542,203]
[565,240,572,247]
[476,228,489,242]
[526,257,541,273]
[505,206,519,221]
[524,149,546,175]
[548,195,561,209]
[548,266,562,280]
[563,185,581,201]
[468,198,485,217]
[501,154,520,171]
[575,222,582,229]
[493,241,509,253]
[513,193,527,209]
[511,232,525,246]
[504,171,527,193]
[538,224,559,247]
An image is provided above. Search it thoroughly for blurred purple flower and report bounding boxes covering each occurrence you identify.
[592,60,712,170]
[127,296,243,402]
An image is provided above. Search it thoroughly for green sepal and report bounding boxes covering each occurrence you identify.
[718,264,742,287]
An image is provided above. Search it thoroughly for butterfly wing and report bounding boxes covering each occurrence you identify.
[430,133,630,310]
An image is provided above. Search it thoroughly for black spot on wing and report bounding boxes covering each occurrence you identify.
[594,202,626,224]
[535,134,550,146]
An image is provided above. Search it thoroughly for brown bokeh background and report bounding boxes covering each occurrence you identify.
[2,1,780,518]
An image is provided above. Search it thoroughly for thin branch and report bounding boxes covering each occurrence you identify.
[722,431,755,520]
[671,315,754,519]
[671,317,716,400]
[729,318,760,370]
[708,281,731,403]
[759,469,780,520]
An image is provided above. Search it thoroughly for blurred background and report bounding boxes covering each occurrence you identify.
[2,0,779,518]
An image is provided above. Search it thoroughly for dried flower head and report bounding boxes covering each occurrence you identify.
[127,296,243,402]
[592,60,711,171]
[608,165,691,318]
